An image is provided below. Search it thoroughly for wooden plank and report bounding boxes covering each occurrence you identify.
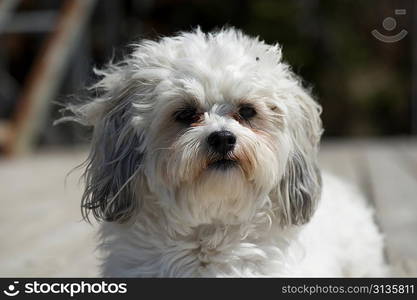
[396,138,417,180]
[6,0,97,156]
[2,11,58,34]
[0,148,99,276]
[0,0,20,33]
[363,141,417,276]
[0,120,11,147]
[0,221,98,277]
[319,139,373,203]
[319,140,363,188]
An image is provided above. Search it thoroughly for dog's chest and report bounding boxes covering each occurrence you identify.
[129,224,294,277]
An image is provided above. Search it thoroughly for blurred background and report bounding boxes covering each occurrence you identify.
[0,0,416,277]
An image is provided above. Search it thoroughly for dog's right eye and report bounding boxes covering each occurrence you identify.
[174,107,198,125]
[238,105,257,120]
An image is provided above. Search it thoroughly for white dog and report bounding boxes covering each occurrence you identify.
[62,28,388,277]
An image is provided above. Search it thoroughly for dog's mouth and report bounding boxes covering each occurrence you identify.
[208,158,238,170]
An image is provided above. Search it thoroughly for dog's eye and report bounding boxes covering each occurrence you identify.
[238,105,257,119]
[174,107,198,125]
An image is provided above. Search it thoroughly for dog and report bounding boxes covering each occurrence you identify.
[61,28,388,277]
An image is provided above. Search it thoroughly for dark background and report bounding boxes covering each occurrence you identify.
[0,0,415,152]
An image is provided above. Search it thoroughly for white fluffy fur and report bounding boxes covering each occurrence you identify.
[100,173,386,277]
[64,28,388,277]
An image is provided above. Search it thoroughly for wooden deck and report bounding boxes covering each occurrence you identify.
[0,138,416,277]
[319,138,417,277]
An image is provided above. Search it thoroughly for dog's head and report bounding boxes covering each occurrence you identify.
[63,28,322,227]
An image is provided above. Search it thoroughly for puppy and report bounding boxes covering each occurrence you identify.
[62,28,387,277]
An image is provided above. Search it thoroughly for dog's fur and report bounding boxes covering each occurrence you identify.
[62,28,387,277]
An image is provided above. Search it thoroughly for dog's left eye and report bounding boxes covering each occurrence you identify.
[174,107,199,125]
[238,105,257,119]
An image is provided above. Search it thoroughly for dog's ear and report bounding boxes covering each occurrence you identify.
[276,147,322,226]
[270,84,323,226]
[82,99,145,223]
[58,64,148,223]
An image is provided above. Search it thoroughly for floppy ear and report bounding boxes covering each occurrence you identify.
[58,63,148,223]
[81,98,145,223]
[277,147,322,226]
[270,84,323,226]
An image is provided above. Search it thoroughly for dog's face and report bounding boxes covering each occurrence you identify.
[145,77,287,226]
[64,29,322,228]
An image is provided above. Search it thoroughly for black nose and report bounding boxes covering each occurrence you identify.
[207,130,236,154]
